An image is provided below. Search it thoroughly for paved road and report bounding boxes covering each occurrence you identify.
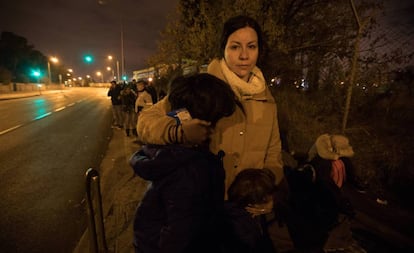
[0,87,112,253]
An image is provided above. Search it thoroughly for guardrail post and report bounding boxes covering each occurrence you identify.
[85,168,108,253]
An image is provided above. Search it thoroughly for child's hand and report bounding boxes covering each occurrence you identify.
[181,119,211,144]
[245,198,274,217]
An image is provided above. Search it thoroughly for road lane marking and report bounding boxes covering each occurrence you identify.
[1,99,91,136]
[34,112,52,120]
[0,124,23,135]
[54,106,66,112]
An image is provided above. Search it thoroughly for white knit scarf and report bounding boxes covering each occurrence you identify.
[219,59,266,98]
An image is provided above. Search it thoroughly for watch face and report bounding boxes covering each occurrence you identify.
[167,108,192,123]
[176,109,192,122]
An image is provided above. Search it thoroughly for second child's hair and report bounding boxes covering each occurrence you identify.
[168,73,238,126]
[227,168,276,208]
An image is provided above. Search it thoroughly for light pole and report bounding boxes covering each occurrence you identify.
[98,0,125,80]
[47,57,59,84]
[120,20,125,79]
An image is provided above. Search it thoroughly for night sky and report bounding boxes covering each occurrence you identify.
[1,0,413,79]
[0,0,179,79]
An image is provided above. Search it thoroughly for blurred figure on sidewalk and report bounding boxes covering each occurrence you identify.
[121,85,137,137]
[107,80,123,129]
[135,80,153,140]
[144,79,158,104]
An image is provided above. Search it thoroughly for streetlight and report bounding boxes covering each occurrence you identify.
[47,56,59,84]
[96,71,104,83]
[106,66,115,80]
[107,55,120,81]
[32,70,42,95]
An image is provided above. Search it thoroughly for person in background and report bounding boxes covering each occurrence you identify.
[135,80,153,114]
[221,168,277,253]
[121,85,137,137]
[129,73,239,253]
[144,79,159,104]
[308,133,364,196]
[136,15,283,191]
[135,80,153,140]
[107,80,123,129]
[307,134,364,252]
[130,79,138,93]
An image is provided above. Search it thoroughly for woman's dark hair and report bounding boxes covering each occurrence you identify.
[228,168,276,208]
[218,15,265,61]
[168,73,238,126]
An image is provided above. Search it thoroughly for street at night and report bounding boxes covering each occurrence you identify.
[0,88,112,252]
[1,0,414,252]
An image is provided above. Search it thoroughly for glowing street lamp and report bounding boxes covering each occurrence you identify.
[47,56,59,84]
[108,55,120,81]
[31,70,42,94]
[96,71,104,82]
[106,66,115,80]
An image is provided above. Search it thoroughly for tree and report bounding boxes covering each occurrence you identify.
[150,0,384,86]
[0,31,48,83]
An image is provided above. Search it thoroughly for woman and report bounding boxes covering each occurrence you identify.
[136,15,283,190]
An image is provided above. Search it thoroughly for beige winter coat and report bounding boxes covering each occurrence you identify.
[137,59,283,190]
[135,90,153,113]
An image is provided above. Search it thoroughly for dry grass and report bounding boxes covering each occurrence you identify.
[272,86,414,210]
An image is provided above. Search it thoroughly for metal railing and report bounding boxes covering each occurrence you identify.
[85,168,108,253]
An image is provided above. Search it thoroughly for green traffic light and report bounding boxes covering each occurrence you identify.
[84,55,94,63]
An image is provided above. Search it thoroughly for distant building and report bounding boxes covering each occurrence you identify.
[132,59,207,81]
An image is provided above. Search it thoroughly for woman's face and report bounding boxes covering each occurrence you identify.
[137,82,145,92]
[224,26,259,82]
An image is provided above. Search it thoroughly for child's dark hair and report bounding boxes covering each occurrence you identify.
[227,168,276,208]
[168,73,238,126]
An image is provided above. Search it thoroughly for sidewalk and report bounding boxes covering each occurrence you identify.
[0,89,68,100]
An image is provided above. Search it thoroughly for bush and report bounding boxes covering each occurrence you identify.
[272,84,414,210]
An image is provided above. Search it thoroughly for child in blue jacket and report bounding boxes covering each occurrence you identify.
[129,73,239,253]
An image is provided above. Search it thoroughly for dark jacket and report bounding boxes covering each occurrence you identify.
[220,202,276,253]
[280,156,356,251]
[309,156,355,218]
[145,85,158,104]
[107,84,122,105]
[129,144,225,253]
[121,90,137,112]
